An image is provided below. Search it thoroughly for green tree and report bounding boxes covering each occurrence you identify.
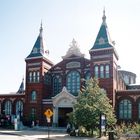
[70,78,116,136]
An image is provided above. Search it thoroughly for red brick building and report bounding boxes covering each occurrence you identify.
[0,11,140,127]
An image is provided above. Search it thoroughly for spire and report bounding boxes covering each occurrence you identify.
[39,21,43,37]
[102,8,106,24]
[26,22,45,59]
[90,10,114,50]
[17,78,24,94]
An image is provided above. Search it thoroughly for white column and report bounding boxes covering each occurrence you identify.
[53,107,58,127]
[0,102,1,114]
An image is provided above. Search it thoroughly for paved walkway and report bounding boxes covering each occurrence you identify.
[0,127,108,140]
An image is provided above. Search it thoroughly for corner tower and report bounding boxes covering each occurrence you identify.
[24,23,53,123]
[89,10,119,107]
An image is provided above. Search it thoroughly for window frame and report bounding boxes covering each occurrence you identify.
[94,65,99,78]
[66,70,80,95]
[119,99,132,119]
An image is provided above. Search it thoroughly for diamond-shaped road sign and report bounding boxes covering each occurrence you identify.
[44,109,53,118]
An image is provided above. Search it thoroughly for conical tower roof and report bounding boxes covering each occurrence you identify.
[17,78,24,94]
[90,10,114,50]
[26,23,45,58]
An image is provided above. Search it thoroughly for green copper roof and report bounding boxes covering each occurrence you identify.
[27,23,44,58]
[90,10,114,50]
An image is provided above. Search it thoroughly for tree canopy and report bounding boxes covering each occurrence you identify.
[70,78,116,133]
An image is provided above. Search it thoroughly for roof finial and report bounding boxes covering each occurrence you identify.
[39,20,43,36]
[102,7,106,23]
[22,75,24,82]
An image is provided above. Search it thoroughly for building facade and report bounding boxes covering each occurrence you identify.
[0,11,140,127]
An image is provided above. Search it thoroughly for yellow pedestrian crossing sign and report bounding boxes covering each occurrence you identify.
[44,109,53,118]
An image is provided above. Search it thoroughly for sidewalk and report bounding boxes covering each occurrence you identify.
[0,127,108,140]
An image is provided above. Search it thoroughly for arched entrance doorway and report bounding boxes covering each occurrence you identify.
[52,87,77,127]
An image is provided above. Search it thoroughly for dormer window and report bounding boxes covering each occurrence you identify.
[98,37,105,45]
[32,48,38,53]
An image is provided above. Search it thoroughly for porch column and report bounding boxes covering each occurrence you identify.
[53,106,58,127]
[0,102,1,115]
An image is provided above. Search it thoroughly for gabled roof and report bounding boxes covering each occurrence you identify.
[26,23,45,58]
[62,38,84,59]
[90,10,114,50]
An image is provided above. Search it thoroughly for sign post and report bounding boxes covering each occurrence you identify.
[100,114,106,137]
[44,109,53,139]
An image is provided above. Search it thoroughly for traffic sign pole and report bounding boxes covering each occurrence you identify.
[44,109,53,139]
[47,118,50,139]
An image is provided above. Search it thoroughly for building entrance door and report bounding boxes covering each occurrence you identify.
[58,107,73,127]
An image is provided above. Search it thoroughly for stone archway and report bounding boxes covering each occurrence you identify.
[52,87,76,127]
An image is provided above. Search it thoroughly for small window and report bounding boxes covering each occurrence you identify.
[36,71,40,82]
[29,72,32,82]
[100,65,104,78]
[31,91,37,101]
[28,71,40,83]
[94,66,99,78]
[33,72,36,82]
[105,65,109,78]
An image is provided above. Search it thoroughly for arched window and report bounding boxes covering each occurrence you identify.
[31,91,37,101]
[119,99,132,119]
[16,100,23,117]
[94,65,99,78]
[66,71,80,95]
[105,65,110,78]
[53,75,62,95]
[100,65,104,78]
[4,100,12,115]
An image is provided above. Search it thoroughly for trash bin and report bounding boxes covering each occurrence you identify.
[108,131,114,140]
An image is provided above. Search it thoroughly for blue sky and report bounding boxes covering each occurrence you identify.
[0,0,140,93]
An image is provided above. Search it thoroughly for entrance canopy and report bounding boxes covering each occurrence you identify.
[52,86,77,108]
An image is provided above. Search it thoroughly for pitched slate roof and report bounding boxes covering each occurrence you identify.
[26,23,44,58]
[90,10,114,50]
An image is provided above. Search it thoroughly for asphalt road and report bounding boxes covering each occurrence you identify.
[0,128,107,140]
